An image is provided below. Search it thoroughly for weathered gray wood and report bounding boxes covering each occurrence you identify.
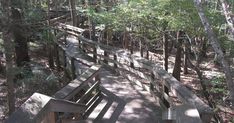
[6,93,51,123]
[76,80,100,104]
[56,41,95,67]
[56,23,85,33]
[54,24,213,122]
[162,104,202,123]
[85,91,101,107]
[152,67,213,121]
[54,65,101,100]
[49,99,86,113]
[6,92,88,123]
[71,57,76,79]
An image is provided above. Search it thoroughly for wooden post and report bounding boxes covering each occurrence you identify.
[163,83,170,108]
[71,57,76,79]
[55,44,60,70]
[63,49,66,69]
[150,72,155,94]
[93,47,97,63]
[114,54,117,68]
[42,112,56,123]
[140,40,143,57]
[64,28,67,45]
[104,51,108,64]
[130,41,134,68]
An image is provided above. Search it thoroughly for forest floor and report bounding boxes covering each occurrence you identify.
[0,41,234,122]
[0,42,70,122]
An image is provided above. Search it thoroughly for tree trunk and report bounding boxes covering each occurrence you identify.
[47,0,54,69]
[183,39,188,74]
[70,0,77,26]
[172,31,183,81]
[1,0,15,114]
[163,31,169,71]
[219,0,234,39]
[12,8,30,67]
[194,0,234,104]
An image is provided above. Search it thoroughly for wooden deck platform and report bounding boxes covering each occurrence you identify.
[85,68,162,123]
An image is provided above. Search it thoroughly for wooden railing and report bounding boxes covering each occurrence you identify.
[6,64,102,123]
[54,24,213,123]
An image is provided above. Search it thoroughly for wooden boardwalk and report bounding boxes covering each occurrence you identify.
[6,24,212,123]
[87,68,162,123]
[64,37,162,123]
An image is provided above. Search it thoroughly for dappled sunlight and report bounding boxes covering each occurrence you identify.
[184,109,200,118]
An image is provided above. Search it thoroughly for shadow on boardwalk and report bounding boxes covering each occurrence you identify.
[85,67,162,123]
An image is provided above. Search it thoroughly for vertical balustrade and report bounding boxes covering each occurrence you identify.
[63,49,67,69]
[114,54,117,68]
[71,57,76,79]
[55,44,60,69]
[93,46,97,63]
[104,51,108,64]
[130,40,134,68]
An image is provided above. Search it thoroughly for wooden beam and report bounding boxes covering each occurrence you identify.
[5,93,51,123]
[49,99,86,113]
[54,65,101,100]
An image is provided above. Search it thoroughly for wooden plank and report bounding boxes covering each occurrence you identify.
[54,65,101,100]
[76,80,100,104]
[55,41,95,67]
[41,112,56,123]
[6,93,52,123]
[117,68,150,92]
[162,104,202,123]
[49,99,86,113]
[55,25,213,122]
[56,23,85,33]
[152,68,213,122]
[85,91,101,108]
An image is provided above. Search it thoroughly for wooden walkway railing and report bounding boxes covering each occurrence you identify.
[54,23,213,123]
[6,65,101,123]
[6,23,213,123]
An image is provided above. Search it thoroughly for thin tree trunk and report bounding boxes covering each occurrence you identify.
[219,0,234,39]
[12,8,30,67]
[1,0,15,114]
[172,31,183,81]
[183,39,188,74]
[194,0,234,104]
[47,0,54,68]
[70,0,77,26]
[163,31,169,71]
[186,51,223,123]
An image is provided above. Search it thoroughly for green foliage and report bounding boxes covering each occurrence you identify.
[40,28,55,44]
[25,7,46,22]
[209,76,228,95]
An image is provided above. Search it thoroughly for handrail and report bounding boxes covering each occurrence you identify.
[6,65,101,123]
[5,93,86,123]
[54,65,101,100]
[54,24,213,122]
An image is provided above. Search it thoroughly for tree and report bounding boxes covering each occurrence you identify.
[11,1,30,68]
[11,7,30,67]
[194,0,234,105]
[69,0,77,26]
[172,31,183,81]
[219,0,234,39]
[1,0,15,115]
